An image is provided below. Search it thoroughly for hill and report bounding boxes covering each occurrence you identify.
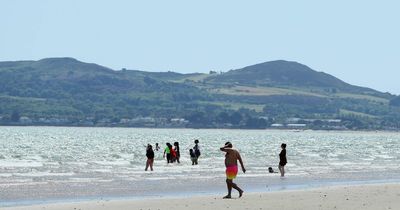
[0,58,399,130]
[206,60,386,96]
[0,58,210,120]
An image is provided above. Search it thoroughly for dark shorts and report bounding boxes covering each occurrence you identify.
[166,154,171,160]
[279,162,287,166]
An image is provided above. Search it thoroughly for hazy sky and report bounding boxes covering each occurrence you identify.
[1,0,399,94]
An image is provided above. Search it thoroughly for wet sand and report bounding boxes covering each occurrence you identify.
[3,183,400,210]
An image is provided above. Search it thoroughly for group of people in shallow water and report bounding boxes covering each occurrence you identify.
[145,139,287,199]
[145,139,201,171]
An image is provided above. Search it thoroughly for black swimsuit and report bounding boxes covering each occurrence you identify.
[279,149,287,166]
[146,150,154,159]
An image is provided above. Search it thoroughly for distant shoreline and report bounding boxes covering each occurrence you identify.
[0,124,399,132]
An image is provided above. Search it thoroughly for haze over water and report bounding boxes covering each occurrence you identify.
[1,127,400,206]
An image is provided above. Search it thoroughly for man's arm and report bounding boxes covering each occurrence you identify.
[220,146,233,152]
[237,152,246,173]
[219,145,228,152]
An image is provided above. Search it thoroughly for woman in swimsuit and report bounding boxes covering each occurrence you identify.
[145,144,154,171]
[278,143,287,177]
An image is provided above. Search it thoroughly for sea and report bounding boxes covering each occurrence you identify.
[1,126,399,206]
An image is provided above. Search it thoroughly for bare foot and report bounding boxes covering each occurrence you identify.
[223,195,232,199]
[239,190,244,198]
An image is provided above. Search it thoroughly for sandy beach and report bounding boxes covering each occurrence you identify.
[3,183,399,210]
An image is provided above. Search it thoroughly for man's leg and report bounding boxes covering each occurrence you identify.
[223,179,233,199]
[231,181,244,197]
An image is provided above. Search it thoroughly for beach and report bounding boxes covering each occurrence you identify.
[1,127,400,208]
[3,183,399,210]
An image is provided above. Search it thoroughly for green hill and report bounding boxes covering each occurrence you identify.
[0,58,210,119]
[0,57,399,129]
[207,60,385,96]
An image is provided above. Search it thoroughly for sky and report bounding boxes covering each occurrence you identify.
[1,0,399,94]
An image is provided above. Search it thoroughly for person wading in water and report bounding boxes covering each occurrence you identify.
[278,143,287,177]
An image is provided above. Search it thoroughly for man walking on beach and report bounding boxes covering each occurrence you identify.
[220,142,246,199]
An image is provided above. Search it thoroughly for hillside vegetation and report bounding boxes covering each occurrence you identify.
[0,58,399,129]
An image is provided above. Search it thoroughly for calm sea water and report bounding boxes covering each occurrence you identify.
[1,127,400,205]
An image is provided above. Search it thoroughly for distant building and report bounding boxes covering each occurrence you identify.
[271,123,284,128]
[169,118,189,127]
[120,118,131,124]
[271,123,306,129]
[120,117,157,127]
[19,116,33,124]
[170,118,187,123]
[303,118,342,123]
[325,119,342,123]
[286,118,301,123]
[36,117,71,125]
[287,124,307,128]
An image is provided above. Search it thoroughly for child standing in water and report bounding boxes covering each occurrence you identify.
[169,143,176,163]
[193,139,201,164]
[145,144,154,171]
[174,142,180,163]
[278,143,287,177]
[189,149,197,165]
[163,143,172,163]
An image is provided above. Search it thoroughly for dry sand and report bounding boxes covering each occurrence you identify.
[3,183,400,210]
